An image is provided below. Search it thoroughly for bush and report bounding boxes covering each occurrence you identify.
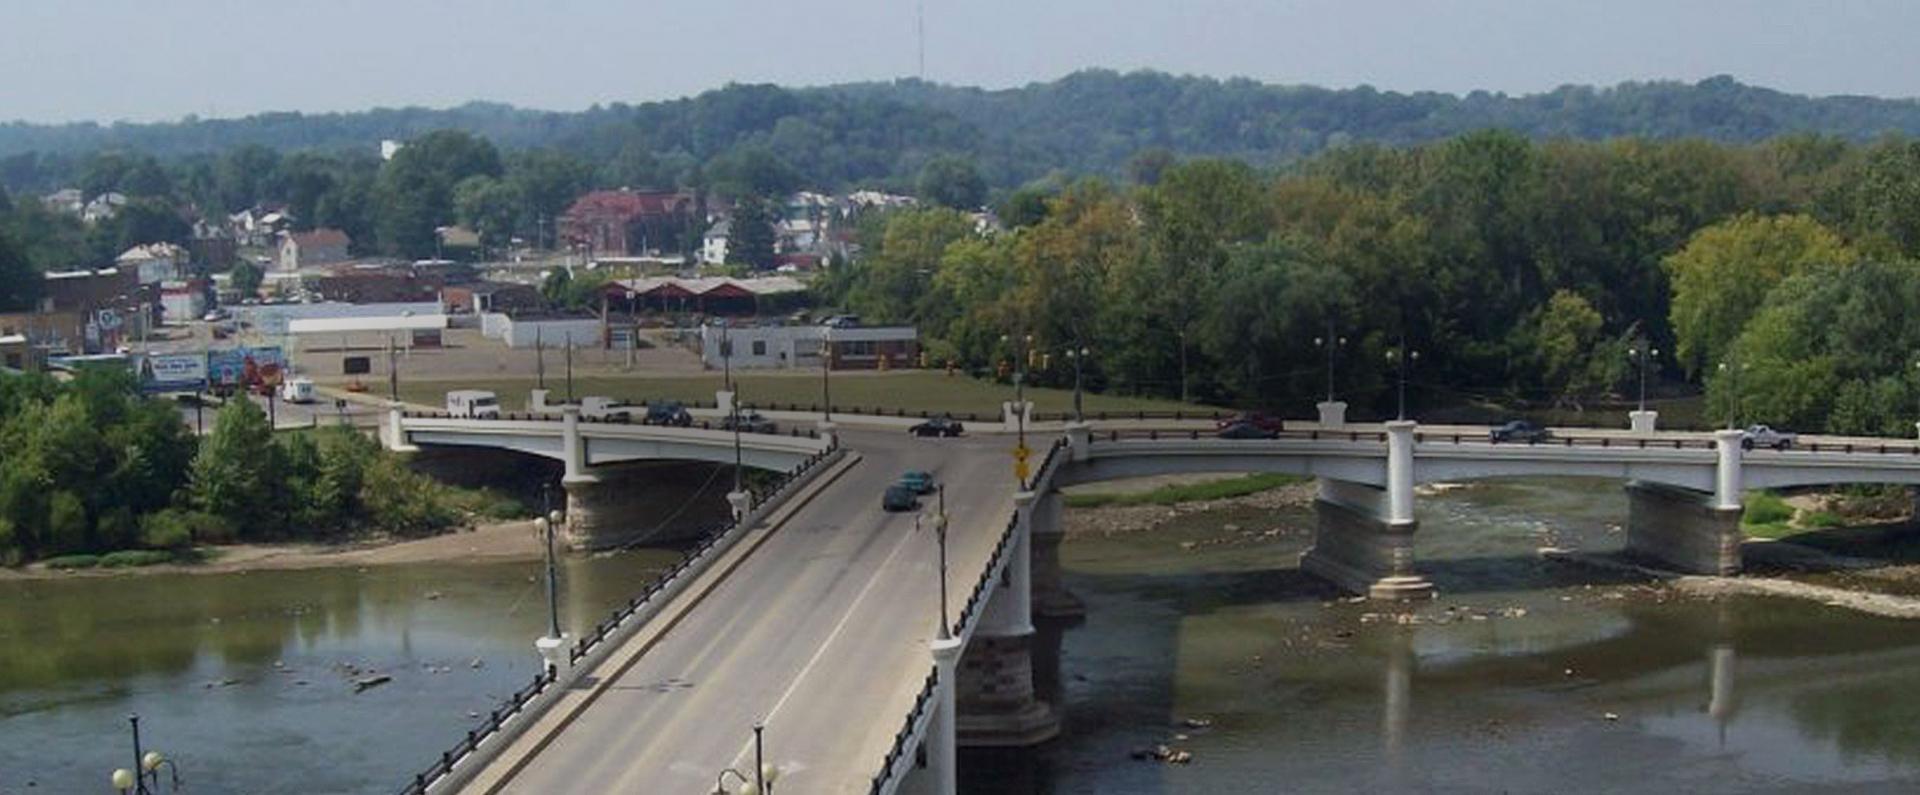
[98,549,175,568]
[1801,510,1846,529]
[1065,473,1303,508]
[1743,491,1794,526]
[42,554,100,569]
[446,487,528,521]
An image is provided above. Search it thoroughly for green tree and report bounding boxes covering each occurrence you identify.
[1664,213,1854,377]
[452,175,524,253]
[728,196,778,270]
[916,156,986,209]
[374,130,503,259]
[189,399,281,538]
[230,260,264,296]
[0,231,42,312]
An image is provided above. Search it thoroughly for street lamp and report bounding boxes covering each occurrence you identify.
[564,332,576,405]
[719,321,735,393]
[820,325,833,422]
[918,485,952,641]
[1064,346,1090,423]
[141,751,180,793]
[1385,342,1419,421]
[1628,343,1660,412]
[711,723,781,794]
[536,496,564,644]
[1000,333,1033,450]
[111,714,178,794]
[1314,327,1347,403]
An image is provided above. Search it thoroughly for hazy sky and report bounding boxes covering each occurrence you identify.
[4,0,1919,123]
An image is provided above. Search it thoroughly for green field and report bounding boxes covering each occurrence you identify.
[395,371,1207,417]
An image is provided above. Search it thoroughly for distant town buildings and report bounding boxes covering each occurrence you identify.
[559,189,697,257]
[278,228,352,271]
[115,243,189,285]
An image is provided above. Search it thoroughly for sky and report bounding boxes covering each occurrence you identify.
[4,0,1919,123]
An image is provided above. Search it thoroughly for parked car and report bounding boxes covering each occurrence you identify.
[1216,420,1280,439]
[910,415,965,437]
[1215,411,1285,434]
[898,470,936,495]
[882,484,919,512]
[1490,420,1552,444]
[1743,424,1798,450]
[721,410,778,434]
[643,401,692,427]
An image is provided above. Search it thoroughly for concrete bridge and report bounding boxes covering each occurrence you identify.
[377,399,1920,795]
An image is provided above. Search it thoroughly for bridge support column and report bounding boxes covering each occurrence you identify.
[1303,423,1430,599]
[1316,400,1348,429]
[924,636,963,795]
[956,491,1059,747]
[384,402,418,453]
[561,405,587,481]
[1630,410,1658,434]
[727,489,751,521]
[1624,481,1743,574]
[1029,489,1084,621]
[1065,421,1092,463]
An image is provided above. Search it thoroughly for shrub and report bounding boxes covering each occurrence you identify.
[1743,491,1794,526]
[42,554,100,569]
[1801,510,1846,529]
[98,549,175,568]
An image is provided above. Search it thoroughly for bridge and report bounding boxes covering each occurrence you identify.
[374,396,1920,795]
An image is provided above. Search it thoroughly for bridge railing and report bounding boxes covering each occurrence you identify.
[866,666,940,795]
[399,410,821,439]
[391,438,843,795]
[1087,426,1920,454]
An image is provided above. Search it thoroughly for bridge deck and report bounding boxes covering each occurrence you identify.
[461,429,1014,794]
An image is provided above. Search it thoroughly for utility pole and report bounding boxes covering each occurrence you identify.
[564,332,575,405]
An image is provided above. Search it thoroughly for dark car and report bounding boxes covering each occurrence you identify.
[910,415,965,437]
[1216,420,1280,439]
[882,484,919,512]
[1215,411,1285,434]
[1490,420,1552,444]
[643,401,693,427]
[720,410,778,434]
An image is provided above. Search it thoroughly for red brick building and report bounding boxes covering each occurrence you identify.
[559,190,696,256]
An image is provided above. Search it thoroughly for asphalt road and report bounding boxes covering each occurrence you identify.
[478,428,1019,794]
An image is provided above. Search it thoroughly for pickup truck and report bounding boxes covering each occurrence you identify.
[1742,424,1797,451]
[580,396,639,421]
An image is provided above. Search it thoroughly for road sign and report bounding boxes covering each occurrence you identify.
[1013,444,1031,481]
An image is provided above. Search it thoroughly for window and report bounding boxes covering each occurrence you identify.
[752,340,767,356]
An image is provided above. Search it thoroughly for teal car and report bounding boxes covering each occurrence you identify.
[898,470,936,495]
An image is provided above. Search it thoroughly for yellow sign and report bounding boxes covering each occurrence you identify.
[1014,459,1031,481]
[1013,444,1031,462]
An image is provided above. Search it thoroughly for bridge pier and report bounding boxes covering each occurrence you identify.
[956,491,1060,747]
[385,402,418,453]
[1301,421,1433,600]
[1029,489,1084,621]
[1624,481,1743,574]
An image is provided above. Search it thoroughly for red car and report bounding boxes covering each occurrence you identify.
[1215,412,1285,434]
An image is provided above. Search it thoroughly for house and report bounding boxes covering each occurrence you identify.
[443,281,542,315]
[228,206,294,247]
[41,188,84,215]
[701,219,731,265]
[115,243,190,285]
[278,228,352,271]
[436,225,482,257]
[81,192,127,223]
[558,189,697,256]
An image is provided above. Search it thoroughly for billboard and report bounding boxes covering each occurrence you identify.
[138,353,208,392]
[208,346,286,390]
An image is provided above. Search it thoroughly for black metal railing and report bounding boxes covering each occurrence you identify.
[866,666,940,795]
[392,440,841,795]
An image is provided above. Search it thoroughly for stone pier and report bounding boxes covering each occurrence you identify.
[1300,421,1432,600]
[956,491,1060,747]
[1623,481,1743,575]
[561,462,732,550]
[1027,489,1084,621]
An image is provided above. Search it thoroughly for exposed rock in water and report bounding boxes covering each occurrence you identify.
[353,674,392,692]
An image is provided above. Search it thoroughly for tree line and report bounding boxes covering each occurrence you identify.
[0,369,492,565]
[820,130,1920,435]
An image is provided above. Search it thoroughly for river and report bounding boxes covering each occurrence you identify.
[5,479,1920,793]
[966,477,1920,793]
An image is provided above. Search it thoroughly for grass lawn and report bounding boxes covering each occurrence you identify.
[1063,473,1303,509]
[393,371,1208,417]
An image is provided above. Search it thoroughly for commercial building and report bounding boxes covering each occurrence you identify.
[278,228,353,271]
[697,323,918,371]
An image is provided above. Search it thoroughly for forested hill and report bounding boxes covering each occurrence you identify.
[8,70,1920,191]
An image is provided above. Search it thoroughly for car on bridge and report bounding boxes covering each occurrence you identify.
[910,415,965,437]
[1742,424,1798,450]
[1490,420,1553,444]
[1216,411,1284,435]
[721,410,778,434]
[898,470,935,494]
[882,483,919,512]
[642,401,692,427]
[1216,419,1280,439]
[581,396,640,422]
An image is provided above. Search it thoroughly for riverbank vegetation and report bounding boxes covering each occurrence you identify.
[1063,474,1303,509]
[0,369,517,566]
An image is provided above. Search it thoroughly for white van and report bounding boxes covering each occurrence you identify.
[279,377,316,404]
[446,390,501,418]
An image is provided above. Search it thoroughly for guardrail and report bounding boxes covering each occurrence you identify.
[866,667,939,795]
[393,440,844,795]
[1085,427,1920,454]
[399,410,822,439]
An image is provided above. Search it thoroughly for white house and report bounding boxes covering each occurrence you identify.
[81,192,127,223]
[115,243,189,285]
[278,228,352,271]
[701,219,732,265]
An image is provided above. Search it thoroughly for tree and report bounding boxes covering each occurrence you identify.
[453,175,524,253]
[374,130,503,259]
[189,399,281,538]
[230,260,264,297]
[728,195,778,270]
[0,231,42,312]
[1664,213,1853,377]
[916,156,986,209]
[1523,290,1626,409]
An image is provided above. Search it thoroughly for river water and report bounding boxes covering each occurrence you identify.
[6,479,1920,794]
[0,550,677,794]
[968,477,1920,794]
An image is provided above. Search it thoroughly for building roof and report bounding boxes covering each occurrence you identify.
[614,276,806,299]
[116,243,188,263]
[562,189,695,223]
[288,228,351,249]
[286,314,448,334]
